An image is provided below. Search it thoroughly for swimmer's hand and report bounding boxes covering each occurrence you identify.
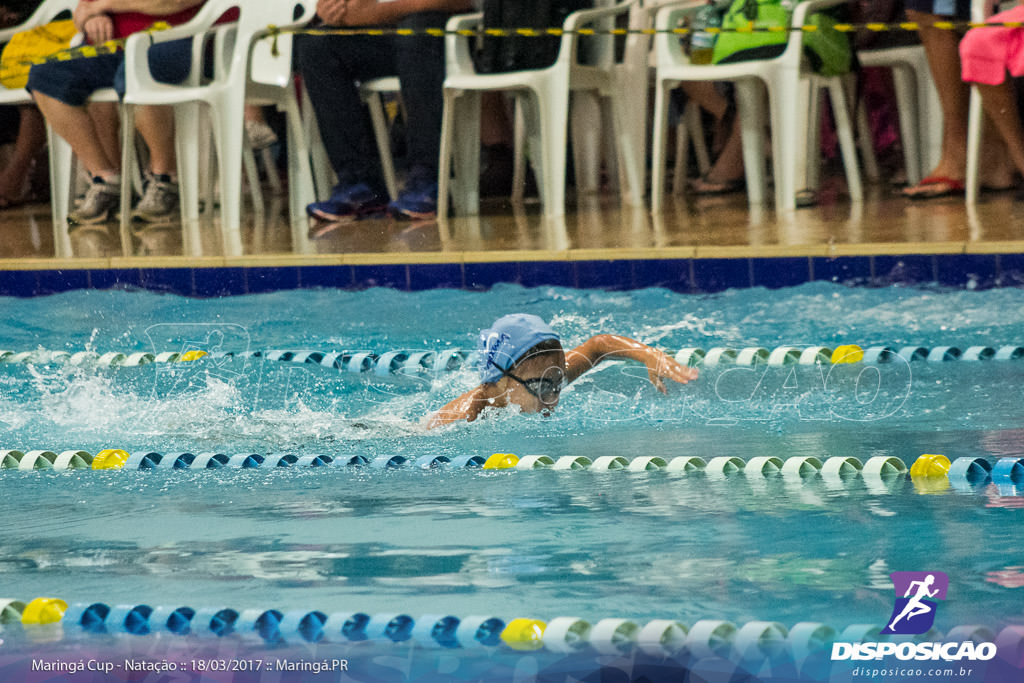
[641,348,699,393]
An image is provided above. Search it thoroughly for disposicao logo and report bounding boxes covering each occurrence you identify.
[831,571,997,662]
[881,571,948,635]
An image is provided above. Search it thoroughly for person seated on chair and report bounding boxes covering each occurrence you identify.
[427,313,699,428]
[960,2,1024,191]
[296,0,474,224]
[26,0,237,226]
[900,0,1014,199]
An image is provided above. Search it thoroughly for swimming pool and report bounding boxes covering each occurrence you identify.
[1,282,1023,681]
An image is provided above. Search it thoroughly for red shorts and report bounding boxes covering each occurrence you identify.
[960,5,1024,85]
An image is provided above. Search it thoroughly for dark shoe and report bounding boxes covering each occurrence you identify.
[389,172,437,220]
[306,182,389,223]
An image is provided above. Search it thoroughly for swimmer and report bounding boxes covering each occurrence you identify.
[427,313,698,428]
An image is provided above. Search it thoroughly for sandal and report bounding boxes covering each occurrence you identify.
[901,175,964,200]
[689,174,745,196]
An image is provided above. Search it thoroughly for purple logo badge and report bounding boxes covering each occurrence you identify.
[880,571,949,635]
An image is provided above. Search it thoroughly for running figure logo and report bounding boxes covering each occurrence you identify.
[880,571,949,635]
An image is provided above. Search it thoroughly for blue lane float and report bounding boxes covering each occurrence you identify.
[992,457,1024,484]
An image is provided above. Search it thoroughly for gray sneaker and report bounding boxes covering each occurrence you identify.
[131,175,179,223]
[68,177,120,226]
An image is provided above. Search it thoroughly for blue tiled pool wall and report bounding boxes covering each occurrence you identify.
[3,253,1024,296]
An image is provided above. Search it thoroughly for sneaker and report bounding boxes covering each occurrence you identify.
[245,119,278,150]
[131,174,179,223]
[306,182,388,223]
[67,176,120,226]
[388,173,437,220]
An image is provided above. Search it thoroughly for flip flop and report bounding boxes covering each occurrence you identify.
[902,175,965,200]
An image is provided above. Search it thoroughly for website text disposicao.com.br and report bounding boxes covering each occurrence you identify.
[850,665,978,679]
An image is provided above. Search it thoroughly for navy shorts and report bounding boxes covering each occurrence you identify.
[26,38,193,106]
[903,0,971,19]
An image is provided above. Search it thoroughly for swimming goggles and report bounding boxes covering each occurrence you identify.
[499,366,566,404]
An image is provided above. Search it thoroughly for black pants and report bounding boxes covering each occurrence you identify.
[295,12,451,191]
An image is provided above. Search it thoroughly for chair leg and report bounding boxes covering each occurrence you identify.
[889,63,921,186]
[735,79,768,206]
[211,101,245,257]
[571,90,603,196]
[512,98,526,203]
[766,72,798,211]
[451,90,481,216]
[281,89,316,248]
[535,81,570,218]
[366,91,399,201]
[437,89,456,221]
[46,124,74,248]
[965,84,983,205]
[827,77,863,203]
[650,81,673,213]
[119,103,136,256]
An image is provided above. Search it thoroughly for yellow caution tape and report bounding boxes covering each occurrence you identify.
[21,597,67,625]
[92,449,130,470]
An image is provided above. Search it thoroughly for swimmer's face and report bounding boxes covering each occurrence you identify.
[499,350,567,414]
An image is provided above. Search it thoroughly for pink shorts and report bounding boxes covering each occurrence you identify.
[961,5,1024,85]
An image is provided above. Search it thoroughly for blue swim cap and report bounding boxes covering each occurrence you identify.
[478,314,561,384]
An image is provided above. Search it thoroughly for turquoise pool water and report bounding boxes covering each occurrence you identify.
[0,282,1022,637]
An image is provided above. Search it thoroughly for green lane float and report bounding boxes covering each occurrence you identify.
[591,455,629,470]
[962,346,996,361]
[799,347,832,365]
[553,455,591,470]
[685,620,738,659]
[733,620,789,661]
[516,455,554,468]
[927,347,961,362]
[1,599,26,623]
[821,456,863,479]
[542,617,591,653]
[747,456,784,475]
[666,456,706,472]
[17,450,58,470]
[735,347,769,366]
[629,456,667,471]
[781,456,823,479]
[589,618,641,655]
[675,348,705,367]
[636,619,688,656]
[705,456,745,476]
[768,347,802,366]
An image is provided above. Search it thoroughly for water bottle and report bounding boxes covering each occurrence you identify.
[689,2,723,65]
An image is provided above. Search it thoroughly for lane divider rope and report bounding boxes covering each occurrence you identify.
[2,343,1024,374]
[1,597,1018,664]
[1,449,1021,495]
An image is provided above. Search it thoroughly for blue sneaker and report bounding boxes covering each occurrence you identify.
[388,175,438,220]
[306,182,388,223]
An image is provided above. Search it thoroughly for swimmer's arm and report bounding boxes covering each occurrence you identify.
[564,334,698,392]
[426,385,494,429]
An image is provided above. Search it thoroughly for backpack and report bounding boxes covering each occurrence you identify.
[475,0,593,73]
[710,0,852,77]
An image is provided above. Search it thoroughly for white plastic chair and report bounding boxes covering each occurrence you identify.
[438,0,640,220]
[650,0,863,212]
[120,0,316,256]
[856,45,937,186]
[965,0,1009,204]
